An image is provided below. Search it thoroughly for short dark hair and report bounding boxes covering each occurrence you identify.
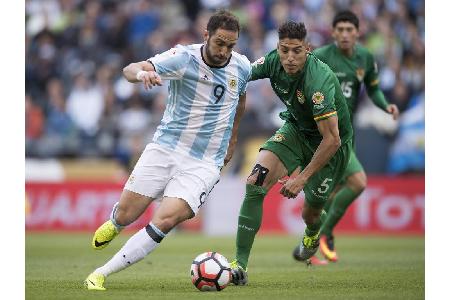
[206,10,240,35]
[333,10,359,29]
[278,21,307,41]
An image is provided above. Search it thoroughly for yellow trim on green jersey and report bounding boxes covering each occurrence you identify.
[314,111,337,121]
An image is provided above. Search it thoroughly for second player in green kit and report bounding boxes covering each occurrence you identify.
[313,10,399,262]
[229,21,354,285]
[255,49,352,209]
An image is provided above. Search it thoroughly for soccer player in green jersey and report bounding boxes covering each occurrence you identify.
[230,21,353,285]
[312,10,399,263]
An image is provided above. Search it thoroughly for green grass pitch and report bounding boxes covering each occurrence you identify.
[26,232,424,300]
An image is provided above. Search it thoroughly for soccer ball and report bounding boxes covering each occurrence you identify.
[190,251,231,291]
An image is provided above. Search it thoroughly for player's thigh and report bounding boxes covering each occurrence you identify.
[151,196,194,233]
[343,149,364,179]
[164,158,221,216]
[124,143,176,199]
[343,151,367,193]
[247,149,290,190]
[255,122,304,189]
[115,189,155,224]
[330,149,363,195]
[304,141,352,209]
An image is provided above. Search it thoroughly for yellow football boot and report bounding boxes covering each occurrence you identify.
[92,220,120,250]
[230,259,248,285]
[84,272,106,291]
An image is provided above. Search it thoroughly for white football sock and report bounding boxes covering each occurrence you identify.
[95,224,164,276]
[109,202,125,231]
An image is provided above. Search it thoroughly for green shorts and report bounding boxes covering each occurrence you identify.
[261,121,351,209]
[342,149,364,180]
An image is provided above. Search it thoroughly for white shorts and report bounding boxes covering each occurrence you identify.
[124,143,221,215]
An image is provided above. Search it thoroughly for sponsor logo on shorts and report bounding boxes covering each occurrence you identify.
[127,174,135,185]
[311,189,328,199]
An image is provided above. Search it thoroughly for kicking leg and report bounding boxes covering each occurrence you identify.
[85,197,193,290]
[92,190,154,250]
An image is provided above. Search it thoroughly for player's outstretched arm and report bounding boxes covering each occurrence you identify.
[224,93,246,166]
[367,86,399,120]
[123,61,162,90]
[386,103,399,120]
[279,115,341,198]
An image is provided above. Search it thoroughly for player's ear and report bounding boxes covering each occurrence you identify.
[305,42,311,52]
[203,30,209,43]
[331,27,337,39]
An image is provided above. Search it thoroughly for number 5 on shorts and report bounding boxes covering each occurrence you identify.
[318,178,332,194]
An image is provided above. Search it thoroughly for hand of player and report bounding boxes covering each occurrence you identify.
[137,70,163,90]
[224,153,233,167]
[279,175,307,199]
[386,104,399,120]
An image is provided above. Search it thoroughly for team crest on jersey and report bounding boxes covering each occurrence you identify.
[356,68,365,82]
[271,133,285,142]
[251,56,265,67]
[229,78,237,90]
[312,92,324,104]
[297,90,305,104]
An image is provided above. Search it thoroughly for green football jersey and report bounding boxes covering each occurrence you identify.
[250,50,352,147]
[313,43,380,121]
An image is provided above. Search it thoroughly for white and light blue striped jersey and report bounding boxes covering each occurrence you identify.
[148,44,252,167]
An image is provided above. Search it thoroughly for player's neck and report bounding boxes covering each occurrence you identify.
[201,45,229,68]
[337,45,354,57]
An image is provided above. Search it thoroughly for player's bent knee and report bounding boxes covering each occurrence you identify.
[246,164,270,186]
[348,172,367,194]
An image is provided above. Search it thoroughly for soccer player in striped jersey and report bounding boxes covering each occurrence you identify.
[313,10,399,263]
[84,10,251,291]
[230,21,353,285]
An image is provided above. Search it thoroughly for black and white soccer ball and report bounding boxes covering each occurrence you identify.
[190,251,231,291]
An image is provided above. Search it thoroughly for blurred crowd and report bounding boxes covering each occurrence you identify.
[25,0,425,174]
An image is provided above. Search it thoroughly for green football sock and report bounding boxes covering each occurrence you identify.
[235,184,267,270]
[305,210,326,236]
[321,186,359,237]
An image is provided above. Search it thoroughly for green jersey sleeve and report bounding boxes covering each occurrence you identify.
[309,72,337,122]
[364,50,389,110]
[250,54,271,81]
[364,52,380,89]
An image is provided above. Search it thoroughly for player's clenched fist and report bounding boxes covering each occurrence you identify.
[136,70,163,90]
